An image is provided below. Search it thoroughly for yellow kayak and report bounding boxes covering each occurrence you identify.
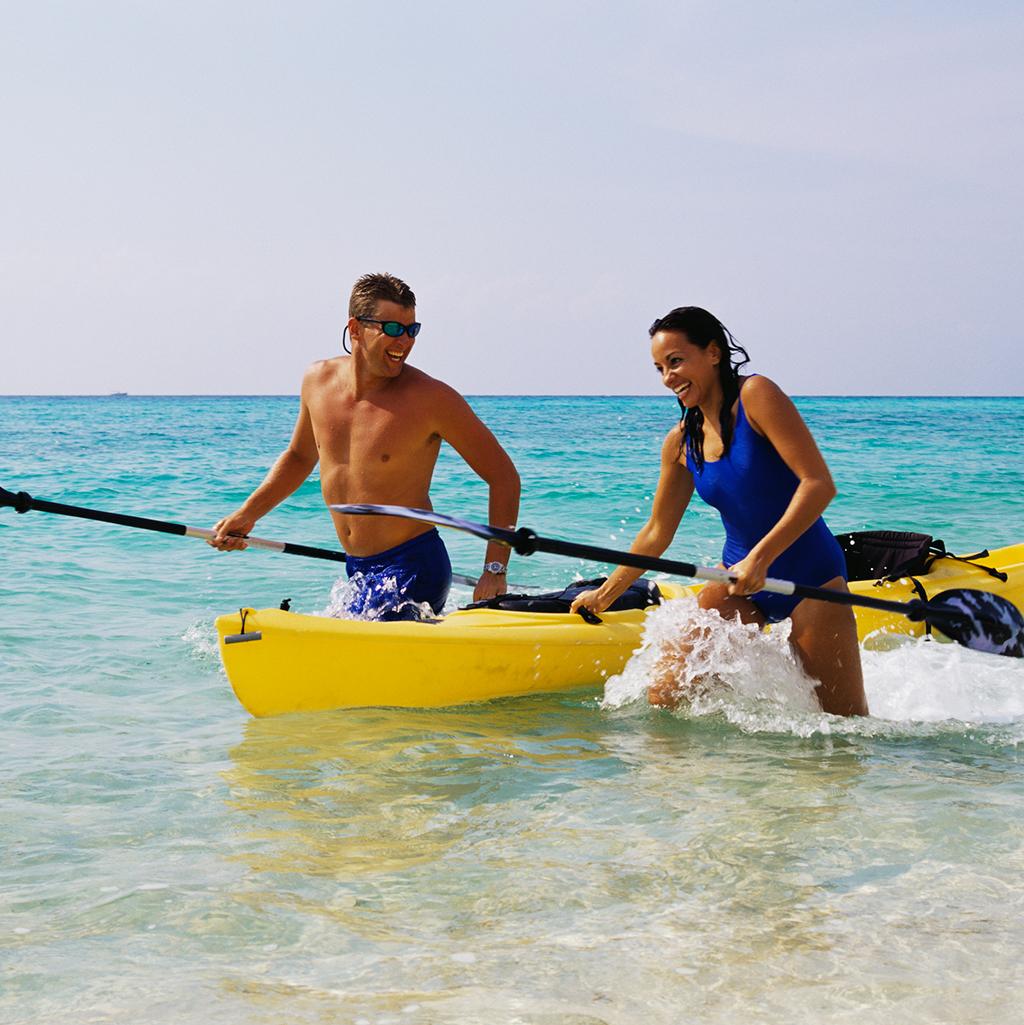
[216,542,1024,717]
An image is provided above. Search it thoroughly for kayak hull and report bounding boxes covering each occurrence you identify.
[216,604,655,716]
[216,543,1024,716]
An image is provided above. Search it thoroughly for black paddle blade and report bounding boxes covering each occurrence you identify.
[924,588,1024,658]
[332,504,517,546]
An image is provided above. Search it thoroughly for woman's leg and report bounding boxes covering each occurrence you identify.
[648,581,766,707]
[788,576,869,717]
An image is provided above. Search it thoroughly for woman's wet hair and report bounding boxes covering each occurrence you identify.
[649,307,750,473]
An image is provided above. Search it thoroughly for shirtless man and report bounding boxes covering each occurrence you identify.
[210,272,520,619]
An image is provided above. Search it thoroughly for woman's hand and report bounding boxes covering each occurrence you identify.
[570,587,614,617]
[726,550,771,597]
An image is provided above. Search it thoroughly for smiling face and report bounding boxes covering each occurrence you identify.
[651,330,723,411]
[349,300,418,378]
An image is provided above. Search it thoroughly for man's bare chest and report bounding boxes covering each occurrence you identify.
[310,402,439,466]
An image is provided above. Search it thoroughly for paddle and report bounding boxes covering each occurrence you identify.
[334,503,1024,659]
[0,486,513,590]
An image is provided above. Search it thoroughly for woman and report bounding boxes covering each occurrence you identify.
[570,307,868,717]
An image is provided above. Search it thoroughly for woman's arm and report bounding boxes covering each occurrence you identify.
[728,375,837,594]
[570,428,695,615]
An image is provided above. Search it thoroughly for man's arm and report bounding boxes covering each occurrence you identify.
[434,386,521,600]
[209,384,320,552]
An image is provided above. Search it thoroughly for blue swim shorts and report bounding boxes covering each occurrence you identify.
[343,528,452,621]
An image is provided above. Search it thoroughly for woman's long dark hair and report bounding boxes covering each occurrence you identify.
[649,307,750,473]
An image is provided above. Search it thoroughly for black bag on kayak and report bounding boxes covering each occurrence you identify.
[461,576,662,614]
[836,530,939,581]
[835,530,1005,583]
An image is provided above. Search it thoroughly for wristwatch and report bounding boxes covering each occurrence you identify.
[482,561,508,575]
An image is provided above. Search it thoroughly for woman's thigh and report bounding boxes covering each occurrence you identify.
[789,577,868,717]
[698,580,767,627]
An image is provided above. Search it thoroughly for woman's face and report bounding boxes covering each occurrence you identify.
[651,330,722,409]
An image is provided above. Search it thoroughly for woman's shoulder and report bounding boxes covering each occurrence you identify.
[740,373,788,407]
[740,373,782,395]
[659,421,689,465]
[660,420,684,449]
[739,374,792,433]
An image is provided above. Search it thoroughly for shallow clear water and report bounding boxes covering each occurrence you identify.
[2,394,1023,1023]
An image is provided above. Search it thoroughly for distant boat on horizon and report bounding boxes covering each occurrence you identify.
[109,391,128,397]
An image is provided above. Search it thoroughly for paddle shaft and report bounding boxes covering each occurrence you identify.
[335,502,966,623]
[333,504,1024,654]
[500,527,957,625]
[1,486,343,560]
[0,487,491,588]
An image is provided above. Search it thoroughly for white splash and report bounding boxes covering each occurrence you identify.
[862,634,1024,725]
[602,592,1024,736]
[320,572,435,621]
[321,572,380,619]
[181,620,219,659]
[602,594,824,733]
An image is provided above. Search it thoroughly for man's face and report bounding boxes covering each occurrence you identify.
[350,301,418,377]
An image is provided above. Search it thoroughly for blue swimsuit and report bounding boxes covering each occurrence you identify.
[686,380,846,623]
[344,528,452,621]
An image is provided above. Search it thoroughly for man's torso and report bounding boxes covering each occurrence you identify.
[306,358,445,556]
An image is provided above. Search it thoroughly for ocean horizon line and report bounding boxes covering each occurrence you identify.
[3,392,1023,401]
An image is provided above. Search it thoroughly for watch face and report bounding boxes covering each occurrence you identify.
[484,561,507,574]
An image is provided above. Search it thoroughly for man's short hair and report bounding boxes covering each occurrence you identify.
[348,272,416,318]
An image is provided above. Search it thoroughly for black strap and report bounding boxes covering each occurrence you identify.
[931,548,1007,582]
[908,577,932,636]
[461,577,662,616]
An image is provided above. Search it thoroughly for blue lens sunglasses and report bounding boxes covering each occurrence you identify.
[343,318,422,353]
[357,317,421,339]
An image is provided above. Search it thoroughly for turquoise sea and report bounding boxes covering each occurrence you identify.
[3,394,1024,1024]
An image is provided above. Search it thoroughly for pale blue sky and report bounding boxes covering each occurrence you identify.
[3,1,1022,395]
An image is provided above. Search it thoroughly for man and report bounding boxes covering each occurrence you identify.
[210,272,520,619]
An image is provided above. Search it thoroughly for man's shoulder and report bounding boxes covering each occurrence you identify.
[305,355,345,378]
[398,365,462,403]
[301,356,346,393]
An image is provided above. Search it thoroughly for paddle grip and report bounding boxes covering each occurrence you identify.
[0,488,32,513]
[511,527,540,555]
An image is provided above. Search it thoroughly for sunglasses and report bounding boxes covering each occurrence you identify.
[357,317,422,339]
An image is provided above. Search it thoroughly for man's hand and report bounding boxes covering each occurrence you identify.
[209,510,257,551]
[473,569,508,602]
